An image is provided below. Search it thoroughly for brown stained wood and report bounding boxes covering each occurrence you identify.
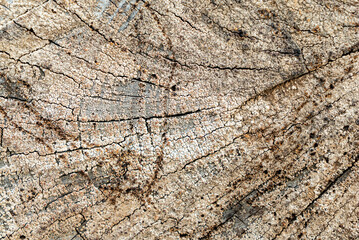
[1,0,359,239]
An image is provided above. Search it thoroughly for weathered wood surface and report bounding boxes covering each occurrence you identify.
[1,0,359,239]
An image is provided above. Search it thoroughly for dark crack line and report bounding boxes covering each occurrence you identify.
[1,0,49,26]
[171,12,202,32]
[228,41,359,114]
[52,0,117,45]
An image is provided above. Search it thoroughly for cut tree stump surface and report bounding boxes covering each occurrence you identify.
[0,0,359,239]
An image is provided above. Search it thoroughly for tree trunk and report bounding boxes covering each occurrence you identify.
[1,0,359,239]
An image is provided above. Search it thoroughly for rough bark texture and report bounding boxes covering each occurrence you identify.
[1,0,359,239]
